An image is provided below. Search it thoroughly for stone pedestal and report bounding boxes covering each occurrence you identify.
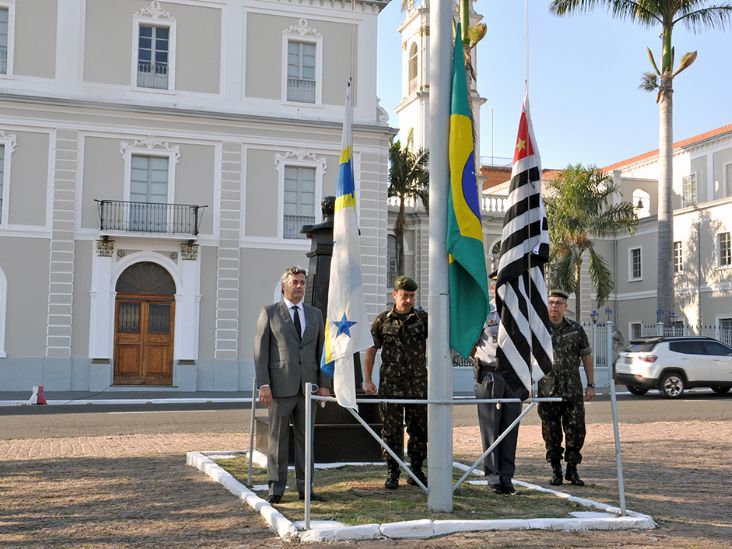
[255,398,382,463]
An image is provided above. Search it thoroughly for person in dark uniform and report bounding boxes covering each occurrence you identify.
[472,271,523,495]
[538,289,596,487]
[363,276,428,489]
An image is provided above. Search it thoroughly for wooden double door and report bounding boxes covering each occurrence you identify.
[114,294,175,385]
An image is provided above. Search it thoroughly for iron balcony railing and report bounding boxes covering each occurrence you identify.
[95,200,207,236]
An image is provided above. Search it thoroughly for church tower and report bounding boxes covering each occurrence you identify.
[395,0,486,158]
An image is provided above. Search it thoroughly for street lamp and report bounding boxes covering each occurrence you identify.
[604,305,613,321]
[590,309,599,324]
[656,308,664,323]
[670,310,678,335]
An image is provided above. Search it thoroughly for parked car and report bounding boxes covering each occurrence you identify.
[614,336,732,399]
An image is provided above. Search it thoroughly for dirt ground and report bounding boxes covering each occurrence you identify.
[1,420,730,548]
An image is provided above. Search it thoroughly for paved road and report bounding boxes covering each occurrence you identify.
[2,391,729,439]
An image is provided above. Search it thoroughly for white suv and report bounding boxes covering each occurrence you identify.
[614,336,732,398]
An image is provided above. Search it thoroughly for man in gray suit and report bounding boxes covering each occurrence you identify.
[254,265,331,504]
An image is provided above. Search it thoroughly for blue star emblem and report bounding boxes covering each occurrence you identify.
[333,313,357,337]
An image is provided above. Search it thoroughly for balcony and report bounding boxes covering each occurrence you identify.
[95,200,207,237]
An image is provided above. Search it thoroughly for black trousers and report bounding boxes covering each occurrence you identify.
[474,369,522,484]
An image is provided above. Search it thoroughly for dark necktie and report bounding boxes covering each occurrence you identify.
[292,305,302,341]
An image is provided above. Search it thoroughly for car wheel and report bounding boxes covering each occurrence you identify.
[711,386,730,395]
[627,385,649,396]
[659,373,685,399]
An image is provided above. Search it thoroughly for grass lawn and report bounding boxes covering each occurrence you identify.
[215,456,585,525]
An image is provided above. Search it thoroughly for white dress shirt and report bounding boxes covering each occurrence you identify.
[283,297,306,337]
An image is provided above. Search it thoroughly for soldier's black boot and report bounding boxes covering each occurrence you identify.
[550,461,563,486]
[406,466,428,487]
[384,466,400,490]
[565,464,585,486]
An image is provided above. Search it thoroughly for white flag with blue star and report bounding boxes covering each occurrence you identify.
[320,78,372,410]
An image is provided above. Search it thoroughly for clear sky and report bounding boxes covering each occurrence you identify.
[376,1,732,170]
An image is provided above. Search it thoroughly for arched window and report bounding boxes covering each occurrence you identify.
[116,262,176,295]
[408,43,418,94]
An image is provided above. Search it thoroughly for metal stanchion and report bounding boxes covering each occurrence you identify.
[247,377,257,487]
[304,382,313,530]
[607,320,627,515]
[453,402,537,490]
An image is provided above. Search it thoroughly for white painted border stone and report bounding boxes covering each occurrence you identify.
[187,451,655,542]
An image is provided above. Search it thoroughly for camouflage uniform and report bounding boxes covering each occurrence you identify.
[370,306,428,469]
[537,317,592,465]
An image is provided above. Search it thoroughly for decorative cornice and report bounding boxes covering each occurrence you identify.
[0,131,17,154]
[274,150,327,173]
[284,18,320,38]
[120,137,180,164]
[134,0,175,21]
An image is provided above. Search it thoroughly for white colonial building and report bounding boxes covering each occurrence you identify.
[0,0,393,392]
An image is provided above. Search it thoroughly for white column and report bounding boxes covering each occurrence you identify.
[177,254,201,360]
[89,247,113,359]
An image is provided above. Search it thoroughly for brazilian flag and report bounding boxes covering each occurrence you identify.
[447,23,489,357]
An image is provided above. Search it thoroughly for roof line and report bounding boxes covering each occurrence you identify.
[603,123,732,172]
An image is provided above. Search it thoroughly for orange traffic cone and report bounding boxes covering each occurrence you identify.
[37,385,47,405]
[27,385,48,406]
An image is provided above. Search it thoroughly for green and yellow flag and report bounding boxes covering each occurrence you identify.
[447,23,489,357]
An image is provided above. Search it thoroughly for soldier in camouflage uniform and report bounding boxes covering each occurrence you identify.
[364,276,428,490]
[538,289,596,487]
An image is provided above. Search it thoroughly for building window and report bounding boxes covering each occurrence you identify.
[282,18,322,105]
[673,241,683,273]
[682,174,697,207]
[629,322,642,340]
[287,41,316,103]
[0,3,14,76]
[137,25,170,89]
[0,7,8,74]
[632,189,650,218]
[132,3,176,92]
[726,163,732,198]
[408,43,418,94]
[283,166,315,239]
[718,318,732,346]
[629,247,642,280]
[719,232,731,267]
[129,155,169,232]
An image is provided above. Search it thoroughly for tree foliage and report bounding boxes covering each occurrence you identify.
[388,138,429,278]
[550,0,732,325]
[545,164,638,320]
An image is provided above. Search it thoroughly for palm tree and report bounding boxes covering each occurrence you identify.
[388,138,429,277]
[545,164,639,320]
[550,0,732,325]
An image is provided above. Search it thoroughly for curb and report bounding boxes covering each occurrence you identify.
[187,450,655,542]
[0,398,253,408]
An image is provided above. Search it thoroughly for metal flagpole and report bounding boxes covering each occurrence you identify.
[247,376,256,486]
[427,0,454,512]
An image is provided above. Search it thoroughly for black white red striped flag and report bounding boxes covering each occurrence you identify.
[495,90,553,392]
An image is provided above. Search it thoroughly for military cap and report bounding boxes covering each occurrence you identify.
[393,275,418,291]
[549,289,569,300]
